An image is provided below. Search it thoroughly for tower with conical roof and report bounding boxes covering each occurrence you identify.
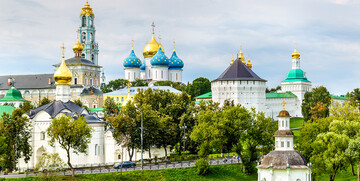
[281,43,312,117]
[79,0,99,65]
[54,44,72,102]
[257,101,311,181]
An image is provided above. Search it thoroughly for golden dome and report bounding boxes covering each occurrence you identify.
[292,48,300,59]
[73,40,83,53]
[54,45,72,85]
[143,33,164,58]
[239,51,246,64]
[80,0,94,16]
[247,57,252,69]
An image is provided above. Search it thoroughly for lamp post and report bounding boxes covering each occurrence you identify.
[135,106,144,170]
[180,122,187,158]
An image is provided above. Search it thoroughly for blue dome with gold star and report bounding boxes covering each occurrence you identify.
[169,50,184,69]
[123,50,141,68]
[150,47,169,67]
[140,60,145,71]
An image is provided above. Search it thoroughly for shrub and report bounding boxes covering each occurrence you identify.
[195,158,210,175]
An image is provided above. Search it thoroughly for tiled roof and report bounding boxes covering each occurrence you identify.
[194,92,212,99]
[266,91,297,98]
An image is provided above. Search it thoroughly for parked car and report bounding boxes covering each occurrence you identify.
[38,164,63,173]
[113,161,136,169]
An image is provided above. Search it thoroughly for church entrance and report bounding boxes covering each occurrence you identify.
[36,146,46,166]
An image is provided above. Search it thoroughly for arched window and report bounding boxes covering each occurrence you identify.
[40,132,45,140]
[176,73,178,81]
[82,32,86,43]
[84,75,88,85]
[95,144,98,155]
[94,75,98,86]
[81,53,85,58]
[161,71,163,79]
[90,76,93,85]
[82,16,86,27]
[91,54,94,62]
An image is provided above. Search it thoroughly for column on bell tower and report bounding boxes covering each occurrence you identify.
[79,0,99,65]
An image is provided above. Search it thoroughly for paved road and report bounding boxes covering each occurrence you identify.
[0,158,241,179]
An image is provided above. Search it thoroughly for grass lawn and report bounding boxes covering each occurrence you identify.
[290,117,305,129]
[6,164,258,181]
[317,166,358,181]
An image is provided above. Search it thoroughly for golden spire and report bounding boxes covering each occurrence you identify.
[73,30,84,55]
[239,45,246,64]
[54,43,72,85]
[131,40,134,50]
[291,41,300,59]
[246,55,252,69]
[81,0,94,16]
[143,22,164,57]
[231,54,234,64]
[173,40,176,51]
[282,100,286,110]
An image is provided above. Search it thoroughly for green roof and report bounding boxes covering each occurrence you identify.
[194,92,212,99]
[0,87,26,102]
[0,105,15,114]
[282,69,311,83]
[330,94,348,100]
[266,91,297,98]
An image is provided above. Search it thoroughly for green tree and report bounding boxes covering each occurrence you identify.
[302,86,331,122]
[106,79,129,91]
[265,86,281,93]
[346,138,360,181]
[347,88,360,110]
[73,99,86,108]
[47,115,93,177]
[154,81,187,91]
[310,132,349,181]
[19,101,34,113]
[187,77,211,99]
[131,78,148,87]
[0,109,32,172]
[0,136,7,170]
[104,97,120,117]
[38,97,52,107]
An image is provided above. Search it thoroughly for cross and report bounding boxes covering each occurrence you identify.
[294,41,297,49]
[240,45,242,52]
[282,100,286,110]
[131,39,134,50]
[61,43,65,58]
[173,40,176,51]
[76,30,80,41]
[151,22,155,34]
[159,35,162,43]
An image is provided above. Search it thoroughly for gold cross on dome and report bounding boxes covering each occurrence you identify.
[76,30,80,41]
[159,35,162,43]
[131,39,134,50]
[282,100,286,110]
[173,40,176,51]
[151,22,155,34]
[61,43,65,58]
[294,41,297,49]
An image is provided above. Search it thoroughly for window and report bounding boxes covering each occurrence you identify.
[82,16,86,27]
[116,97,119,102]
[40,132,45,140]
[281,141,284,147]
[128,72,130,80]
[276,141,278,148]
[95,144,98,155]
[90,78,93,85]
[156,71,158,79]
[74,78,78,85]
[286,120,288,127]
[161,71,163,79]
[82,32,86,43]
[176,73,178,81]
[91,54,94,62]
[118,155,121,159]
[282,120,284,127]
[121,97,124,102]
[287,141,290,147]
[81,53,85,58]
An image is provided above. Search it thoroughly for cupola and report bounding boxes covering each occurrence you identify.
[150,47,169,67]
[54,44,72,85]
[123,43,142,69]
[143,22,164,58]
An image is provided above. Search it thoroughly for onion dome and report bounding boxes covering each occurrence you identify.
[292,48,300,59]
[150,47,169,67]
[143,33,164,58]
[238,50,246,64]
[246,57,252,69]
[123,49,142,69]
[54,44,72,85]
[0,86,26,102]
[73,39,83,57]
[80,0,94,16]
[169,50,184,69]
[140,60,146,71]
[230,55,234,65]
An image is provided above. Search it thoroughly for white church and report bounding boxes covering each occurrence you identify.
[17,46,169,171]
[123,23,184,84]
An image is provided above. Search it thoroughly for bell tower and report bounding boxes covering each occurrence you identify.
[79,0,99,65]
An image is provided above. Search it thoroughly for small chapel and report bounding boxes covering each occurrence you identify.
[257,102,312,181]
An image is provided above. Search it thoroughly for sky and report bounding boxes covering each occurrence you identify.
[0,0,359,95]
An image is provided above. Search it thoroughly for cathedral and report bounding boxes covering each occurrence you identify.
[123,23,184,83]
[0,1,105,108]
